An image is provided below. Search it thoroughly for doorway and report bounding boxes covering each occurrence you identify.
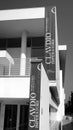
[3,104,29,130]
[4,105,17,130]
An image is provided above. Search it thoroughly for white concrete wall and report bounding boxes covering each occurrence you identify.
[0,77,30,98]
[40,64,59,130]
[40,64,49,130]
[55,8,60,96]
[0,7,45,21]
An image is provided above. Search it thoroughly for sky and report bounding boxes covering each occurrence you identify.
[0,0,73,102]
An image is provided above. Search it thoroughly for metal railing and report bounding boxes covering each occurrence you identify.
[0,58,31,76]
[0,57,43,77]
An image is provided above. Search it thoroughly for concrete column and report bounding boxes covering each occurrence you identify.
[0,103,5,130]
[16,105,20,130]
[20,31,27,76]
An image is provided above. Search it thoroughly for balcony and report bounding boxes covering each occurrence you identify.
[0,57,31,76]
[0,51,59,102]
[0,52,30,98]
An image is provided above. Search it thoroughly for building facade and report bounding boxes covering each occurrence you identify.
[0,7,66,130]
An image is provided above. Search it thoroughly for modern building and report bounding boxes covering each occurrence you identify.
[0,6,67,130]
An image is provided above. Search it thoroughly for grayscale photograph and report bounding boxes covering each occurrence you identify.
[0,0,73,130]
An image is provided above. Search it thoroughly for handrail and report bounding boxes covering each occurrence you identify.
[0,57,43,77]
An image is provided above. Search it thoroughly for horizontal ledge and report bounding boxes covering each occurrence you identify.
[30,58,43,62]
[0,7,45,21]
[49,81,57,86]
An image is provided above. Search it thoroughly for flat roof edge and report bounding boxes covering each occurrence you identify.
[0,7,45,21]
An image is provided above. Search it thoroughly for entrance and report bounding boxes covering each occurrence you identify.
[4,105,17,130]
[19,105,29,130]
[3,104,29,130]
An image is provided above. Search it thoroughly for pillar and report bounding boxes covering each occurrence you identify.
[16,105,20,130]
[0,103,5,130]
[20,31,27,76]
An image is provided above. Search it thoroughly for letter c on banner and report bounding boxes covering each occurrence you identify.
[51,7,56,14]
[37,63,41,71]
[29,120,35,128]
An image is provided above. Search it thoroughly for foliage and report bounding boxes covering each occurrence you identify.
[65,91,73,115]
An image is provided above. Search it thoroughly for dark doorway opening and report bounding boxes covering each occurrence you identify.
[19,105,29,130]
[4,105,17,130]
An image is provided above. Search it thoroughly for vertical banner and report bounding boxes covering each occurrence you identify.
[28,61,41,130]
[45,7,56,80]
